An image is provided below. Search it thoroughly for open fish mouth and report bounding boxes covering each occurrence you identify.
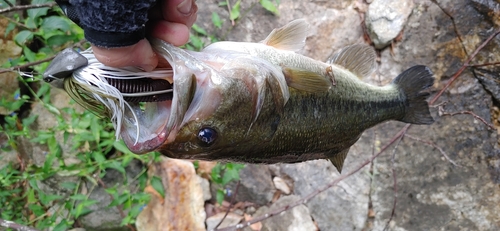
[65,50,178,153]
[59,39,222,154]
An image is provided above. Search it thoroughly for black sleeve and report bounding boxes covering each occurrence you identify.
[57,0,157,48]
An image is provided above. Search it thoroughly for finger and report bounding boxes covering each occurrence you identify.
[161,0,198,27]
[149,21,190,46]
[92,39,158,71]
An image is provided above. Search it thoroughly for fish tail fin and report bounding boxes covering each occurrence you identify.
[393,65,435,125]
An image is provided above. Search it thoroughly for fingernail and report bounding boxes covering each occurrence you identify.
[177,0,192,14]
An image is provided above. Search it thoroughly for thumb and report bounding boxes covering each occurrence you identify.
[92,39,158,71]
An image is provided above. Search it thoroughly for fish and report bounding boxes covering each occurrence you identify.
[45,19,434,172]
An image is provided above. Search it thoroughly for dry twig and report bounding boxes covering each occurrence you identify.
[0,2,57,14]
[0,218,41,231]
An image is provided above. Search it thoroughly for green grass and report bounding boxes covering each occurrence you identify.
[0,0,280,229]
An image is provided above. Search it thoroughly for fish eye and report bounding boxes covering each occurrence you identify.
[197,127,217,146]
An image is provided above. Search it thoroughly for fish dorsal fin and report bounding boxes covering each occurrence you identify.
[328,148,350,173]
[327,44,377,78]
[262,19,309,51]
[283,67,331,92]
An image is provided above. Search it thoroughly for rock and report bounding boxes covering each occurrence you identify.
[0,133,18,169]
[251,195,317,231]
[136,157,206,231]
[198,175,212,201]
[0,17,22,115]
[273,177,291,195]
[367,0,500,230]
[365,0,414,49]
[205,212,243,231]
[79,159,144,231]
[474,68,500,103]
[18,87,85,169]
[228,164,275,205]
[276,158,371,231]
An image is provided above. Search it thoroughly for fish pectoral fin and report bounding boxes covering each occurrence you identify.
[328,148,350,173]
[283,67,332,92]
[326,44,377,78]
[261,19,309,51]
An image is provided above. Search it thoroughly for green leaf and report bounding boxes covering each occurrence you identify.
[212,12,222,29]
[191,24,207,35]
[60,182,77,190]
[47,34,74,47]
[103,161,126,175]
[39,193,64,206]
[5,22,16,37]
[14,30,33,45]
[150,176,165,198]
[92,152,106,164]
[25,17,37,29]
[70,194,88,201]
[90,120,100,143]
[23,46,36,62]
[211,163,222,184]
[113,140,134,155]
[27,0,51,21]
[121,154,134,167]
[53,219,71,231]
[216,189,224,205]
[36,83,51,98]
[41,16,71,32]
[230,0,241,21]
[259,0,279,15]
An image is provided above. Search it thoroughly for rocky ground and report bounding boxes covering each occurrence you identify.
[2,0,500,230]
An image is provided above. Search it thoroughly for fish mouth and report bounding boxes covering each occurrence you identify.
[68,39,221,154]
[120,99,173,154]
[119,39,221,153]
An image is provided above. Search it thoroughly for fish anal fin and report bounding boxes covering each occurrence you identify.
[327,44,377,78]
[283,67,332,92]
[262,19,309,51]
[328,148,350,173]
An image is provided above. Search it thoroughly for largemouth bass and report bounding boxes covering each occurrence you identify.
[44,19,434,172]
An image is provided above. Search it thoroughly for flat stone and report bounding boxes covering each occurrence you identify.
[251,195,316,231]
[205,212,243,231]
[276,158,371,231]
[365,0,414,49]
[136,157,206,231]
[198,175,212,202]
[229,164,275,205]
[273,177,291,195]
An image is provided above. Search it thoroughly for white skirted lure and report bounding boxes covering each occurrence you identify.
[43,48,174,144]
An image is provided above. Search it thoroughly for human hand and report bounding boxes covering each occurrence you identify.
[92,0,198,71]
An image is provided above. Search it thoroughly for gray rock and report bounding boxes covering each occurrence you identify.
[276,158,371,231]
[194,0,500,230]
[205,212,243,231]
[0,136,18,169]
[229,164,275,205]
[79,159,144,231]
[198,175,212,202]
[474,68,500,103]
[365,0,414,49]
[252,195,317,231]
[368,0,500,230]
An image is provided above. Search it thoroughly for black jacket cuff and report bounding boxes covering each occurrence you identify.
[84,27,145,48]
